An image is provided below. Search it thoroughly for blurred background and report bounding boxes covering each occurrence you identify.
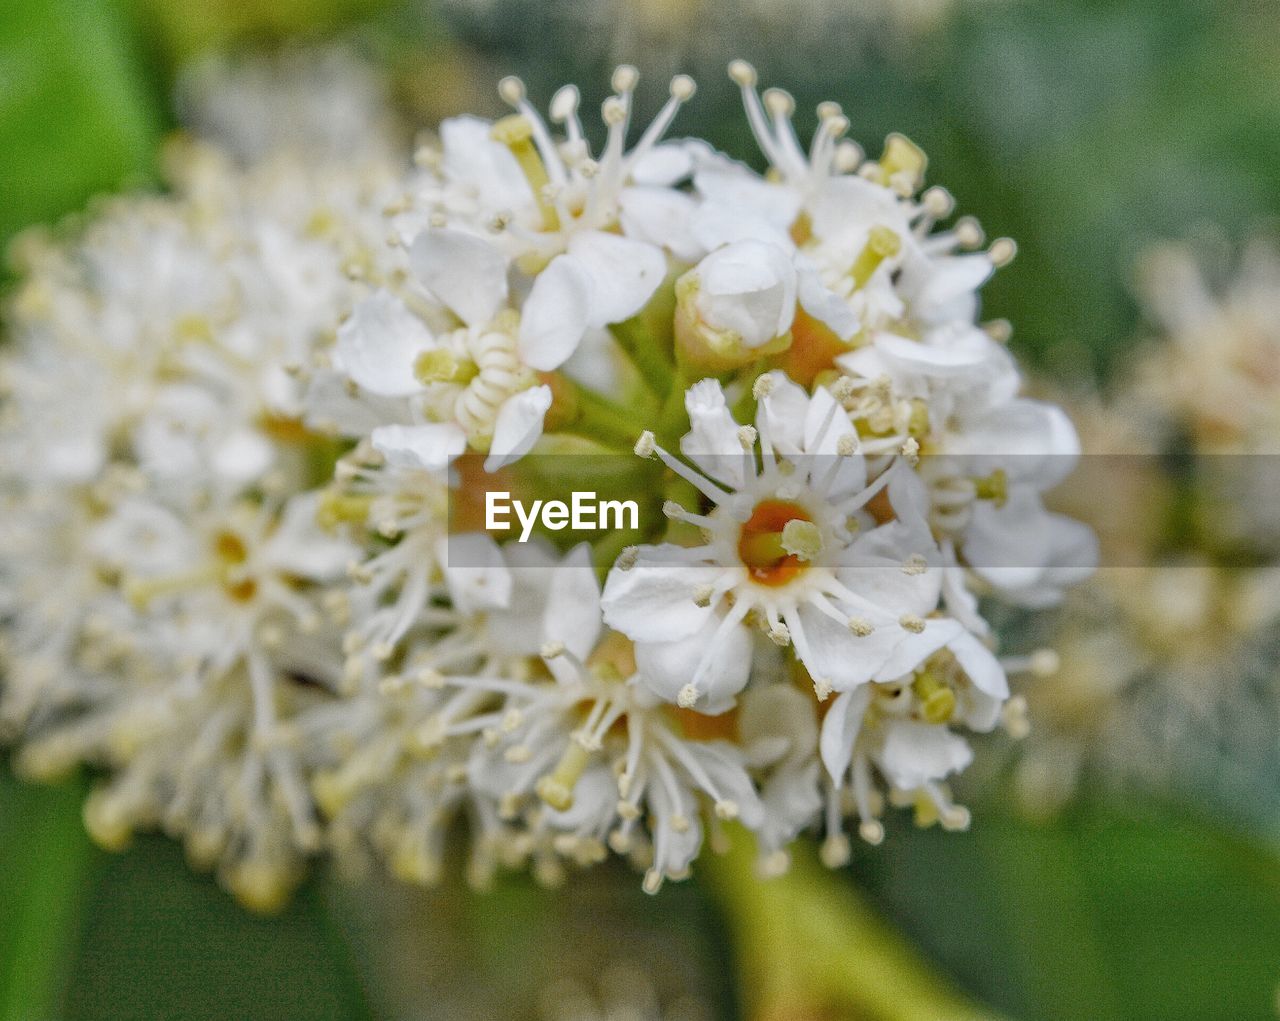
[2,0,1279,1018]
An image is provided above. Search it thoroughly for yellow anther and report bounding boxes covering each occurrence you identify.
[670,74,696,101]
[227,859,293,915]
[849,226,902,288]
[899,613,926,634]
[973,468,1009,507]
[880,133,928,194]
[780,519,823,561]
[835,140,863,172]
[988,237,1018,267]
[954,216,984,249]
[497,75,526,105]
[727,59,757,87]
[612,64,639,93]
[535,740,592,811]
[312,771,353,817]
[83,789,133,852]
[912,670,957,724]
[920,186,954,218]
[907,398,931,438]
[912,790,941,828]
[983,318,1013,344]
[304,208,339,239]
[413,348,477,386]
[317,490,375,528]
[820,833,852,868]
[173,313,213,344]
[490,114,560,231]
[763,87,795,117]
[213,530,248,565]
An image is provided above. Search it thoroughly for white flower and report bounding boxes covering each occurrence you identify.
[0,59,1097,899]
[603,373,961,709]
[687,61,1014,370]
[329,277,555,473]
[738,682,823,872]
[390,70,706,374]
[817,630,1010,847]
[176,44,404,166]
[426,544,765,893]
[0,58,409,908]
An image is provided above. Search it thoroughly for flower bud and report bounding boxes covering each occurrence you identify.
[674,240,796,372]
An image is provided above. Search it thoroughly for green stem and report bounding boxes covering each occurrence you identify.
[610,294,677,399]
[701,833,1005,1021]
[0,770,98,1021]
[563,383,646,451]
[654,364,693,450]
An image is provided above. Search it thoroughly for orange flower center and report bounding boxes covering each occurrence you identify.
[738,499,813,587]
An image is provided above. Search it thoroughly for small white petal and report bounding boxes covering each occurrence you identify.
[484,385,552,472]
[795,602,900,691]
[875,721,973,790]
[619,186,703,261]
[441,532,513,613]
[634,610,752,713]
[900,252,993,325]
[518,256,591,371]
[410,228,509,327]
[755,370,810,453]
[335,290,434,397]
[629,143,693,185]
[693,162,801,231]
[796,257,859,340]
[370,422,466,471]
[439,116,533,211]
[948,630,1009,700]
[601,550,718,642]
[872,619,964,682]
[681,378,747,489]
[875,327,997,374]
[264,493,357,581]
[542,543,603,662]
[212,429,274,483]
[567,231,666,326]
[819,687,872,782]
[693,240,797,348]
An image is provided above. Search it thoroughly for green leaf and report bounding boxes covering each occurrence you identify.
[59,836,374,1021]
[0,766,98,1021]
[0,0,164,250]
[856,804,1280,1021]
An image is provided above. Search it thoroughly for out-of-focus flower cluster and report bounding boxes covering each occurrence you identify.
[0,47,407,911]
[1005,237,1280,826]
[0,53,1093,909]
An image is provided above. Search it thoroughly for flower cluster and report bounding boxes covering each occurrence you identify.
[0,55,407,910]
[1002,237,1280,822]
[1,59,1093,906]
[1134,237,1280,456]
